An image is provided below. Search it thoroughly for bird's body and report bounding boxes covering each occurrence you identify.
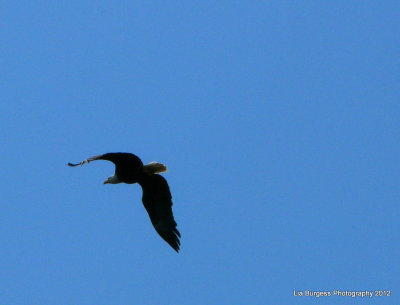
[68,152,181,252]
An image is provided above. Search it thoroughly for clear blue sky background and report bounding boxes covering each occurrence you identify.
[0,1,398,304]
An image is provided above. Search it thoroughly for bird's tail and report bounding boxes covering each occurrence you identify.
[143,162,168,174]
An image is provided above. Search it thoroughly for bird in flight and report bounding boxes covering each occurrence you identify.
[68,152,181,252]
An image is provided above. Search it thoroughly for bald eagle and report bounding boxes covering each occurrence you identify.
[68,152,181,252]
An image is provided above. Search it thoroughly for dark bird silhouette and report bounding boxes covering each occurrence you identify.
[68,152,181,252]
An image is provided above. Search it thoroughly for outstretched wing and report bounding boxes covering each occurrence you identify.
[68,154,109,167]
[68,152,142,166]
[68,153,143,177]
[139,174,181,252]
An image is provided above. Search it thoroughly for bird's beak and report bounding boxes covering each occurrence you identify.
[104,179,109,184]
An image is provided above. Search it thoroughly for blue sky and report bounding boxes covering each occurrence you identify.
[1,1,399,304]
